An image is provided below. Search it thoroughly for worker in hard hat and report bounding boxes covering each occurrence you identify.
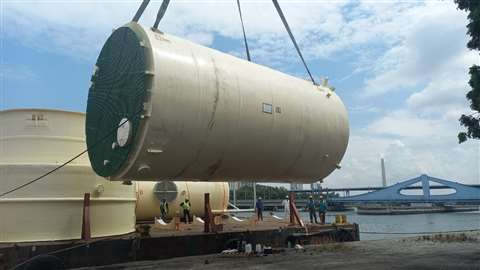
[180,198,192,224]
[307,195,318,224]
[160,198,169,220]
[255,197,264,221]
[282,195,290,218]
[318,196,327,225]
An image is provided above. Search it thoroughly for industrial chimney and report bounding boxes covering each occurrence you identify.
[381,158,387,187]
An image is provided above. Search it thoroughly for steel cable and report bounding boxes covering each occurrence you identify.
[153,0,171,30]
[132,0,151,22]
[272,0,316,85]
[236,0,251,62]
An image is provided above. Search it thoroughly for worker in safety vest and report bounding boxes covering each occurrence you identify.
[318,196,327,225]
[180,198,192,224]
[307,196,318,224]
[160,198,169,220]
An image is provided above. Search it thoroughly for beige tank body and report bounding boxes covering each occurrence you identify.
[134,181,229,221]
[0,109,136,243]
[86,22,349,182]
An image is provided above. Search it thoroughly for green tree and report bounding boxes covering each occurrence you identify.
[456,0,480,143]
[230,183,290,200]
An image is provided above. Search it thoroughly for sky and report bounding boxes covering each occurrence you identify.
[1,0,479,188]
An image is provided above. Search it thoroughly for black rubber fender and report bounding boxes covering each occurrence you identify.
[22,254,65,270]
[223,238,241,250]
[285,235,298,247]
[336,229,354,242]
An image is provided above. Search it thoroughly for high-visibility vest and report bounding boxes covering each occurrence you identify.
[181,201,191,210]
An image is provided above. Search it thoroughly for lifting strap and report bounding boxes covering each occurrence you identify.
[272,0,317,85]
[236,0,251,62]
[132,0,150,22]
[153,0,171,30]
[132,0,314,84]
[132,0,170,30]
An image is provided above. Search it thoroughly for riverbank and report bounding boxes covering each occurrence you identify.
[76,231,480,270]
[356,205,479,215]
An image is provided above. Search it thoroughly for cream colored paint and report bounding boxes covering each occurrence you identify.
[110,23,349,182]
[135,181,229,221]
[0,109,232,242]
[0,109,137,243]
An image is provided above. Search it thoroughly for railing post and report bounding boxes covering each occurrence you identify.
[289,192,295,224]
[289,191,304,227]
[81,193,91,241]
[204,193,211,233]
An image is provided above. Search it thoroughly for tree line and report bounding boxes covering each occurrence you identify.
[230,183,338,200]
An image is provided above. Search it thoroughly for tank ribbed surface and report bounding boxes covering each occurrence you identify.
[86,27,148,177]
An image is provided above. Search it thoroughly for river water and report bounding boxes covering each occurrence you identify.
[293,210,480,240]
[237,210,480,240]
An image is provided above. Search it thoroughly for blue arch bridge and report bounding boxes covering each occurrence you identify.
[327,174,480,204]
[233,175,480,210]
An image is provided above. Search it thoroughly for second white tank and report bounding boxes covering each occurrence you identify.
[135,181,229,221]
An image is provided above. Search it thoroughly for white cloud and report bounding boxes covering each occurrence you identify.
[320,1,480,189]
[184,32,214,46]
[362,1,473,97]
[327,88,480,187]
[348,104,381,114]
[406,51,478,114]
[1,0,419,66]
[3,0,479,188]
[0,64,38,81]
[366,110,450,139]
[2,1,348,63]
[327,131,479,187]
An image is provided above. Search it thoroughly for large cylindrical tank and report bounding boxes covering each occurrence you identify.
[86,22,349,182]
[135,181,229,221]
[0,109,137,243]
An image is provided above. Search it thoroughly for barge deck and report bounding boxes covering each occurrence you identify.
[0,216,359,269]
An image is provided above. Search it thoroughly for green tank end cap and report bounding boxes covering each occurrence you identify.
[85,26,148,177]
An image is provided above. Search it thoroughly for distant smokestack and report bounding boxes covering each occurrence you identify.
[381,158,387,187]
